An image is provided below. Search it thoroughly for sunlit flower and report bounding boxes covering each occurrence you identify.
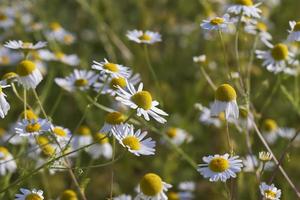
[87,132,112,159]
[92,58,131,78]
[136,173,172,200]
[210,84,239,120]
[51,126,72,147]
[15,188,44,200]
[58,189,78,200]
[55,69,98,92]
[126,30,161,44]
[0,84,10,118]
[259,151,272,162]
[112,124,156,156]
[100,111,126,135]
[259,182,281,200]
[201,14,232,32]
[15,118,51,137]
[4,40,47,50]
[116,81,168,123]
[72,125,93,150]
[16,60,43,89]
[197,153,243,182]
[242,154,258,172]
[0,146,17,176]
[227,0,262,18]
[287,21,300,42]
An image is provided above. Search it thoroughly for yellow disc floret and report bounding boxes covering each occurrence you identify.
[294,22,300,32]
[0,13,7,21]
[36,136,49,145]
[74,79,88,87]
[105,112,125,125]
[25,193,42,200]
[103,62,119,72]
[262,119,277,132]
[93,133,109,144]
[166,128,177,138]
[41,144,56,158]
[26,123,41,133]
[140,173,163,196]
[271,43,288,61]
[60,189,78,200]
[257,22,268,32]
[131,91,153,110]
[139,34,152,41]
[122,136,141,150]
[109,77,127,89]
[53,127,67,137]
[0,147,9,159]
[209,157,230,172]
[210,17,225,25]
[1,55,10,65]
[215,84,237,102]
[21,109,38,120]
[264,190,276,199]
[236,0,253,6]
[17,60,36,77]
[55,51,65,60]
[50,22,62,31]
[77,126,91,136]
[167,192,180,200]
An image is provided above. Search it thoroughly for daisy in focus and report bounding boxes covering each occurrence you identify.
[4,40,47,50]
[87,132,112,159]
[227,0,262,18]
[287,21,300,42]
[197,153,243,182]
[259,182,281,200]
[15,118,51,137]
[15,188,44,200]
[136,173,172,200]
[0,84,10,118]
[92,58,131,78]
[210,84,239,120]
[126,30,161,44]
[116,81,168,123]
[201,14,232,32]
[112,124,156,156]
[0,146,17,176]
[16,60,43,89]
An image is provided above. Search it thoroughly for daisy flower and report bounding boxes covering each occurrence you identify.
[116,81,168,123]
[87,132,112,159]
[287,21,300,42]
[259,151,272,162]
[227,0,262,18]
[55,69,98,92]
[38,50,80,66]
[210,84,239,120]
[261,119,279,144]
[136,173,172,200]
[193,54,206,64]
[4,40,47,50]
[114,194,132,200]
[126,30,161,44]
[72,125,93,150]
[165,127,189,146]
[0,146,17,176]
[0,84,10,118]
[112,124,156,156]
[242,154,258,172]
[15,118,51,137]
[238,107,254,130]
[16,60,43,89]
[46,22,75,45]
[245,21,273,47]
[178,182,195,192]
[15,188,44,200]
[256,43,298,74]
[259,182,281,200]
[58,189,78,200]
[92,58,131,78]
[0,11,14,29]
[167,191,194,200]
[197,153,243,182]
[197,103,223,127]
[51,126,72,147]
[278,127,296,139]
[200,14,232,32]
[100,111,126,135]
[0,46,22,65]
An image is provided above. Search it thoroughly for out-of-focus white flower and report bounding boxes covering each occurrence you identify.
[287,21,300,42]
[0,146,17,176]
[227,0,262,18]
[201,14,232,32]
[259,182,281,200]
[242,155,258,172]
[4,40,47,50]
[87,132,112,159]
[15,188,44,200]
[126,30,162,44]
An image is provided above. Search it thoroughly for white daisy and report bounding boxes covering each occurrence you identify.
[114,194,132,200]
[0,146,17,176]
[197,153,243,182]
[210,84,239,120]
[87,132,112,159]
[0,11,14,29]
[51,125,72,147]
[92,58,131,78]
[46,22,76,45]
[287,21,300,42]
[72,125,93,150]
[126,30,161,44]
[193,55,206,64]
[116,81,168,123]
[227,0,262,18]
[165,127,189,146]
[112,124,156,156]
[16,60,43,89]
[15,188,44,200]
[278,127,296,139]
[178,182,195,192]
[0,84,10,118]
[242,154,258,172]
[197,103,222,127]
[38,50,80,66]
[55,69,98,92]
[259,182,281,200]
[0,46,22,65]
[15,118,51,137]
[100,111,126,135]
[4,40,47,50]
[261,119,279,144]
[200,14,232,32]
[244,21,273,47]
[136,173,172,200]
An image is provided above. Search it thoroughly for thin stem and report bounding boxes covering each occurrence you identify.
[33,89,48,119]
[23,88,27,120]
[226,121,233,155]
[199,65,217,90]
[110,137,116,199]
[218,30,231,80]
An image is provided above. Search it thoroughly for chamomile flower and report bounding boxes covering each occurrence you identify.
[227,0,262,18]
[210,84,239,120]
[87,132,112,159]
[114,194,132,200]
[256,43,298,74]
[116,81,168,123]
[46,22,76,45]
[51,126,72,147]
[16,60,43,89]
[287,21,300,42]
[15,188,44,200]
[238,107,254,130]
[126,30,161,44]
[0,146,17,176]
[112,124,156,156]
[0,11,14,29]
[178,182,195,192]
[55,69,98,92]
[0,46,22,65]
[201,14,232,32]
[165,127,189,146]
[167,191,194,200]
[15,118,51,137]
[197,153,243,182]
[0,84,10,118]
[72,125,93,150]
[193,54,207,64]
[38,50,80,66]
[278,127,296,139]
[259,151,272,162]
[245,21,273,47]
[92,58,131,78]
[242,155,258,172]
[58,189,78,200]
[197,103,222,127]
[259,182,281,200]
[136,173,172,200]
[100,111,126,135]
[4,40,47,50]
[261,119,279,144]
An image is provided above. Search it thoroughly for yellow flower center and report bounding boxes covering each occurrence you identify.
[17,60,36,77]
[218,112,226,121]
[210,17,225,25]
[167,192,180,200]
[105,112,125,125]
[166,128,177,138]
[2,72,17,80]
[264,190,276,199]
[21,109,38,120]
[50,22,62,31]
[25,194,42,200]
[0,147,9,159]
[103,62,119,72]
[41,144,56,158]
[139,34,152,41]
[131,91,153,110]
[140,173,163,196]
[236,0,253,6]
[53,127,67,137]
[74,79,88,87]
[63,34,74,44]
[271,43,288,61]
[262,119,277,132]
[22,42,33,49]
[256,22,268,32]
[0,13,7,21]
[93,133,109,144]
[31,51,41,60]
[109,77,127,89]
[55,52,65,60]
[294,22,300,32]
[36,136,49,145]
[0,128,5,138]
[26,123,41,133]
[215,84,237,102]
[239,108,248,119]
[1,56,10,65]
[122,136,141,150]
[208,157,230,172]
[60,189,78,200]
[77,126,91,135]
